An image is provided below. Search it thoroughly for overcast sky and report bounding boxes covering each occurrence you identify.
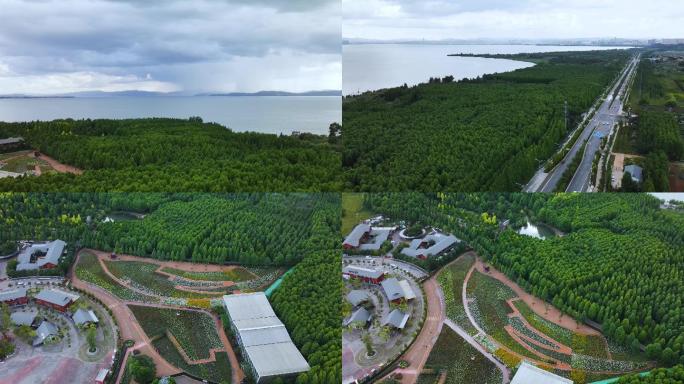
[344,0,684,41]
[0,0,340,95]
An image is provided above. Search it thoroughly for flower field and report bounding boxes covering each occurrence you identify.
[437,253,477,334]
[160,265,258,282]
[152,336,231,383]
[418,327,502,384]
[75,252,159,303]
[105,260,225,298]
[128,305,222,360]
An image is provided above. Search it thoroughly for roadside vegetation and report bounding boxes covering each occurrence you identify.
[343,50,630,191]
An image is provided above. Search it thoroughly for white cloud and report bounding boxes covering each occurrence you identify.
[343,0,684,40]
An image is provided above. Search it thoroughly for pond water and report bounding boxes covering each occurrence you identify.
[518,221,558,239]
[103,212,142,222]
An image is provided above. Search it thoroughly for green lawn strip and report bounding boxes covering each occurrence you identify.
[128,305,222,360]
[467,271,539,361]
[75,252,158,302]
[341,193,373,235]
[105,260,217,298]
[437,253,477,334]
[152,336,231,383]
[419,326,502,384]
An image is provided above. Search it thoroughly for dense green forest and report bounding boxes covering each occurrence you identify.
[0,118,341,192]
[342,50,631,191]
[270,201,341,384]
[361,193,684,367]
[0,193,339,266]
[617,365,684,383]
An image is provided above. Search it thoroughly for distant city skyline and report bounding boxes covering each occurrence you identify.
[343,0,684,41]
[0,0,341,95]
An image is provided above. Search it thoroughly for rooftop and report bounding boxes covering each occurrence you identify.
[33,320,58,346]
[383,309,409,329]
[346,290,369,306]
[0,137,23,145]
[343,265,384,280]
[35,288,80,307]
[72,308,99,325]
[10,311,37,326]
[401,233,459,258]
[16,240,66,271]
[0,287,28,302]
[344,307,371,326]
[222,292,309,379]
[381,278,406,301]
[510,362,573,384]
[343,223,371,247]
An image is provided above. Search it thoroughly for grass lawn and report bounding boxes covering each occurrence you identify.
[128,305,222,360]
[105,260,223,298]
[613,124,639,155]
[0,153,51,173]
[75,252,158,303]
[341,193,372,235]
[152,336,232,383]
[437,253,477,334]
[160,265,257,282]
[418,327,502,384]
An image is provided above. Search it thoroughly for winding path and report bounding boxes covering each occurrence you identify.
[71,249,244,383]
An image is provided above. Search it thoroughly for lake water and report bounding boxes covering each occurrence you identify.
[650,193,684,203]
[518,221,558,240]
[0,96,341,135]
[343,44,632,95]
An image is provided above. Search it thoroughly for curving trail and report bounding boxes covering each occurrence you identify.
[31,152,82,174]
[71,249,244,383]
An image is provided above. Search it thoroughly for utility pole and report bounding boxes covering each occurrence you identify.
[564,100,568,132]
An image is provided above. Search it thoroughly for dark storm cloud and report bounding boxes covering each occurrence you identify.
[0,0,341,94]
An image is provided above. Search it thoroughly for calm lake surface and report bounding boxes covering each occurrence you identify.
[343,44,632,95]
[0,96,341,135]
[518,221,558,240]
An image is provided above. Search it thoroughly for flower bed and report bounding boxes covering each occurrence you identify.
[161,266,256,282]
[508,316,561,350]
[571,353,649,373]
[75,253,158,303]
[420,327,502,384]
[437,254,477,335]
[128,305,222,360]
[152,336,231,382]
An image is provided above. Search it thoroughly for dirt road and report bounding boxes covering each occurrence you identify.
[32,152,82,174]
[392,276,444,384]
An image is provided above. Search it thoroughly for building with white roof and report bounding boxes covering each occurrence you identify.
[381,278,416,303]
[16,240,66,271]
[401,233,459,259]
[511,362,573,384]
[34,288,80,312]
[223,292,310,383]
[72,308,99,326]
[383,309,410,329]
[33,320,58,346]
[0,287,28,305]
[10,311,37,327]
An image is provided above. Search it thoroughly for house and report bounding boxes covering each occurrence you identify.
[10,311,37,327]
[358,227,394,251]
[33,320,58,346]
[346,290,369,307]
[401,233,459,259]
[344,307,371,327]
[510,361,573,384]
[381,278,415,303]
[624,165,643,184]
[342,265,385,284]
[72,308,99,327]
[222,292,310,383]
[0,137,25,152]
[0,288,28,306]
[383,309,410,329]
[34,288,80,312]
[16,240,66,271]
[343,224,371,249]
[95,368,110,384]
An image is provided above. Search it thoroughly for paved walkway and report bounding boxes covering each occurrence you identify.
[389,276,444,384]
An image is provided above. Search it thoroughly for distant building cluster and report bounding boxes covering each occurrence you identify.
[343,223,396,251]
[342,265,416,330]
